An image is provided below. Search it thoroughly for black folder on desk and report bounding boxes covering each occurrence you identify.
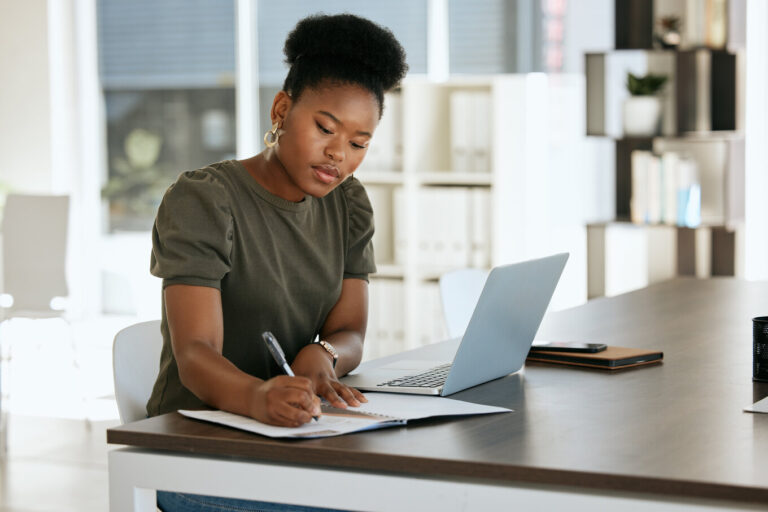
[526,346,663,370]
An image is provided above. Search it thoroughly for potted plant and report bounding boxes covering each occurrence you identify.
[101,128,167,230]
[623,72,668,137]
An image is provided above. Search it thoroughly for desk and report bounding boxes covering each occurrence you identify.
[108,278,768,511]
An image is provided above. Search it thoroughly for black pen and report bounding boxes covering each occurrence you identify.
[261,331,319,421]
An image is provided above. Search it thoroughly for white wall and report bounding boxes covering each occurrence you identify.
[0,0,54,193]
[563,0,613,75]
[745,1,768,280]
[0,0,105,318]
[563,0,615,225]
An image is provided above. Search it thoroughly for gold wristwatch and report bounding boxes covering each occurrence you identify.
[315,339,338,368]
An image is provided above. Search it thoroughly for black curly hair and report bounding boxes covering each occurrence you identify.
[282,13,408,117]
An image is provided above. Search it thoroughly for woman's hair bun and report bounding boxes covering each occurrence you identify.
[282,14,408,111]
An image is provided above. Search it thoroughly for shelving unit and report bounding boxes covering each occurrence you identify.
[359,74,591,360]
[585,0,745,298]
[587,221,738,299]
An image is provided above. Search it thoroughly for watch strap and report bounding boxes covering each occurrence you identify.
[315,339,338,368]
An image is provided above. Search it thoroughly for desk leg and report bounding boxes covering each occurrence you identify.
[109,449,157,512]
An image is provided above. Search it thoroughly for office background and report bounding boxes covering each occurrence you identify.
[0,0,767,510]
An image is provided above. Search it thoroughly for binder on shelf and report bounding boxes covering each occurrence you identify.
[366,185,394,264]
[661,151,679,225]
[450,90,492,173]
[394,187,474,268]
[472,92,492,173]
[630,150,650,224]
[647,155,661,225]
[417,281,447,346]
[365,279,405,361]
[450,91,471,173]
[358,92,402,172]
[469,188,491,269]
[393,188,406,266]
[443,188,471,267]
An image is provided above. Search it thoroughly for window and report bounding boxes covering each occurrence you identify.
[97,0,237,231]
[96,0,559,231]
[255,0,428,129]
[449,0,514,73]
[448,0,562,74]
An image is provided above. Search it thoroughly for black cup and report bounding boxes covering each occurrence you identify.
[754,317,768,382]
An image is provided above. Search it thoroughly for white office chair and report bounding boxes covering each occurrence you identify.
[438,268,488,339]
[1,194,70,317]
[112,320,163,424]
[0,194,72,454]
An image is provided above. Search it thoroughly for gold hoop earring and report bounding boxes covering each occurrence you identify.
[264,122,279,148]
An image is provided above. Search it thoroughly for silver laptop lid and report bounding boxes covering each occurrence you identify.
[441,253,568,395]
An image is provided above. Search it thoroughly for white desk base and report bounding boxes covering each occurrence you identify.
[108,447,759,512]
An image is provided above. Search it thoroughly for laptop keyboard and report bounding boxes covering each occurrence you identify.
[378,363,452,388]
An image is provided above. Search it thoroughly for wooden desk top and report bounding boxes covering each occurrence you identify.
[108,278,768,505]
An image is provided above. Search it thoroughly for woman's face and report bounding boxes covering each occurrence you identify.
[272,83,379,200]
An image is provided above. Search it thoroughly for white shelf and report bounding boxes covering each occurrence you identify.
[358,171,404,185]
[359,171,493,186]
[372,263,405,279]
[416,172,492,186]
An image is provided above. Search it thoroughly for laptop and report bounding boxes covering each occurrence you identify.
[342,253,569,396]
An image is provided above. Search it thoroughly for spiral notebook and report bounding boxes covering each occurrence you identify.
[179,393,510,439]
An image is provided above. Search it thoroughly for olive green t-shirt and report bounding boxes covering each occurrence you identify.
[146,160,376,417]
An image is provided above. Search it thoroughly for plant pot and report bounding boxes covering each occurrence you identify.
[623,96,662,137]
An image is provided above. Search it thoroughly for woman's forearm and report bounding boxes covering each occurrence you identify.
[321,329,365,377]
[175,339,263,416]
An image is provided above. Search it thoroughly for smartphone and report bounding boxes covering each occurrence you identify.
[529,341,608,353]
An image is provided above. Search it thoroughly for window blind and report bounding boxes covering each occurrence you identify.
[97,0,236,89]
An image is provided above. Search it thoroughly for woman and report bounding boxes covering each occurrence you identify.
[148,13,407,512]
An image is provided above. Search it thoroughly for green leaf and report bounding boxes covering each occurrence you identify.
[626,72,668,96]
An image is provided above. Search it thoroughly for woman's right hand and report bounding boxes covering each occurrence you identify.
[250,375,322,427]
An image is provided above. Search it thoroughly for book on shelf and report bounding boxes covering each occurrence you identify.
[630,149,701,227]
[684,0,728,49]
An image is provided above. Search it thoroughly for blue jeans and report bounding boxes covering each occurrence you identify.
[157,491,345,512]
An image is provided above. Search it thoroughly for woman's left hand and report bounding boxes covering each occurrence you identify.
[291,344,367,409]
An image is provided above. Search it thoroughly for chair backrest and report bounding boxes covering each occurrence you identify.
[439,268,489,339]
[1,194,69,312]
[113,320,163,424]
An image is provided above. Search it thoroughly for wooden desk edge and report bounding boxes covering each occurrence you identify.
[107,414,768,507]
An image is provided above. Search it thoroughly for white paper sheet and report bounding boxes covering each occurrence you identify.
[179,392,511,439]
[744,395,768,413]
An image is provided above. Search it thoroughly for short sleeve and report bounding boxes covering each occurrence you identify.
[150,168,233,289]
[341,177,377,281]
